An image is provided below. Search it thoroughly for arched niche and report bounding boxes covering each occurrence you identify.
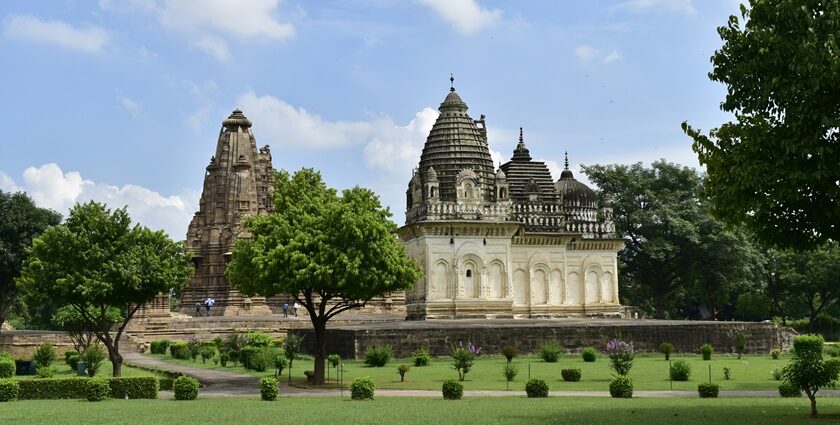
[531,266,548,304]
[513,269,529,305]
[432,261,449,300]
[566,272,581,305]
[550,268,563,305]
[487,261,506,299]
[584,266,601,304]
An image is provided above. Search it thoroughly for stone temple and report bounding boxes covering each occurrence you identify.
[399,80,623,319]
[178,109,275,316]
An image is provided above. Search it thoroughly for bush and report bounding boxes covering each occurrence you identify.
[149,340,170,355]
[778,382,802,397]
[525,378,549,398]
[412,347,431,367]
[109,377,159,399]
[772,367,783,380]
[17,378,88,399]
[782,334,840,417]
[80,345,105,377]
[397,364,410,382]
[328,354,341,368]
[273,352,288,377]
[826,344,840,358]
[700,343,713,360]
[159,377,174,391]
[259,376,278,401]
[698,383,719,398]
[442,379,463,400]
[771,349,781,360]
[502,345,519,363]
[670,360,692,381]
[606,340,635,376]
[450,342,480,381]
[502,362,519,386]
[247,347,275,373]
[723,367,731,380]
[219,352,229,367]
[240,346,260,370]
[173,376,199,401]
[64,350,79,365]
[561,368,582,382]
[0,357,15,378]
[658,342,674,360]
[539,340,565,363]
[169,342,191,360]
[199,346,216,364]
[364,345,393,367]
[350,377,375,400]
[85,378,110,402]
[581,347,597,362]
[0,379,19,402]
[246,332,274,348]
[35,365,54,379]
[609,375,633,398]
[33,343,56,368]
[65,354,80,371]
[733,332,750,359]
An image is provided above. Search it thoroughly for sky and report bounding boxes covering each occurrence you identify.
[0,0,742,239]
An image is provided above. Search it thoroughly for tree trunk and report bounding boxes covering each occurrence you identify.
[105,337,122,377]
[312,319,327,385]
[807,389,817,418]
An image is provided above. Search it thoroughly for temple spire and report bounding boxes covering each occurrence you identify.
[450,73,455,92]
[564,151,569,170]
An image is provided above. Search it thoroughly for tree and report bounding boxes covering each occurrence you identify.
[0,190,61,332]
[19,201,192,376]
[52,305,122,353]
[682,0,840,249]
[782,334,840,418]
[226,169,422,384]
[775,242,840,330]
[583,161,762,319]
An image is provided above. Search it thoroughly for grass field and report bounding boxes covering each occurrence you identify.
[146,352,796,391]
[1,397,838,425]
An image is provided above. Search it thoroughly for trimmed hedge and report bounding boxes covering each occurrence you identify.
[159,377,174,391]
[18,378,88,399]
[442,379,463,400]
[581,347,597,362]
[561,368,582,382]
[259,376,278,401]
[170,342,191,360]
[669,360,692,381]
[609,376,633,398]
[0,358,14,378]
[351,377,375,400]
[109,377,159,399]
[698,383,719,398]
[85,378,110,402]
[525,378,549,398]
[0,379,19,401]
[778,382,802,398]
[150,340,171,355]
[173,376,199,401]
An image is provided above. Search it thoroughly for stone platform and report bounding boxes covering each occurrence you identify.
[290,318,796,359]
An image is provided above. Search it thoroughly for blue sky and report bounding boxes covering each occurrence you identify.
[0,0,741,238]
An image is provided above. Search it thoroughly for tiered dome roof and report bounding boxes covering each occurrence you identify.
[555,152,598,207]
[499,128,558,202]
[417,80,494,201]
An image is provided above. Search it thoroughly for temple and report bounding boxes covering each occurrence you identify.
[398,79,623,319]
[178,109,275,316]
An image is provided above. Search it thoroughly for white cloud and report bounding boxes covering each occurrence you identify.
[574,45,622,64]
[191,34,231,61]
[2,164,197,239]
[0,172,21,193]
[117,95,143,118]
[158,0,295,40]
[362,108,438,173]
[3,15,109,53]
[186,105,212,133]
[613,0,697,15]
[417,0,502,34]
[540,159,563,181]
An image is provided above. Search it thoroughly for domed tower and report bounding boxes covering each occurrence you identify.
[555,152,614,238]
[180,109,274,316]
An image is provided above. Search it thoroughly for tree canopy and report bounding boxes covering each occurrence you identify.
[774,242,840,327]
[0,190,61,332]
[583,161,764,320]
[227,168,422,384]
[20,201,192,376]
[682,0,840,248]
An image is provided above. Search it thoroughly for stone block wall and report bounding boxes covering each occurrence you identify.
[0,331,76,358]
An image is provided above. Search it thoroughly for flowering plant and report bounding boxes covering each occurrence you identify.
[605,339,635,376]
[450,341,481,381]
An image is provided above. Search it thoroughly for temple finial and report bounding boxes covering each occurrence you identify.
[450,73,455,92]
[564,151,570,170]
[519,127,523,143]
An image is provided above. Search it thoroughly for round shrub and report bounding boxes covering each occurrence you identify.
[698,383,719,398]
[397,364,410,382]
[669,360,692,381]
[65,354,80,371]
[561,368,582,382]
[770,349,781,360]
[85,377,110,402]
[259,376,278,401]
[350,377,375,400]
[700,343,713,361]
[169,342,191,360]
[581,347,597,362]
[502,345,519,363]
[328,354,341,368]
[442,379,463,400]
[539,340,565,363]
[219,352,229,367]
[412,347,430,367]
[658,342,674,360]
[33,343,56,368]
[239,346,260,370]
[364,345,392,367]
[80,345,105,377]
[525,378,549,398]
[778,382,802,398]
[609,376,633,398]
[0,379,19,402]
[0,358,15,378]
[173,376,199,401]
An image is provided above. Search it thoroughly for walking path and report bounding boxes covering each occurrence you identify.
[124,353,840,399]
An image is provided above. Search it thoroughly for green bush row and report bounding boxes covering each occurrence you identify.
[15,377,160,400]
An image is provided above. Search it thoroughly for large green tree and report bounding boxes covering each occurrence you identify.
[0,190,61,332]
[583,161,763,319]
[775,242,840,329]
[226,169,422,384]
[682,0,840,248]
[20,201,192,376]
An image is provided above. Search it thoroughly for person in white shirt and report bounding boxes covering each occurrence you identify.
[293,302,299,317]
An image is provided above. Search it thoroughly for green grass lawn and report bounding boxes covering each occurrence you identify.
[145,352,795,391]
[12,361,153,380]
[1,397,838,425]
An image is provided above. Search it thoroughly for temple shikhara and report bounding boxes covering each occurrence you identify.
[399,78,623,319]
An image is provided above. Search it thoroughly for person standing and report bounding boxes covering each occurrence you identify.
[204,297,213,316]
[293,302,299,317]
[195,301,202,317]
[282,302,289,317]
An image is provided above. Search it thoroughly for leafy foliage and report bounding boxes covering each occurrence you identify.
[682,0,840,248]
[502,363,519,385]
[328,354,341,368]
[350,377,375,400]
[581,347,597,362]
[0,357,15,378]
[52,306,121,353]
[0,379,19,402]
[538,340,565,363]
[450,342,480,381]
[259,377,278,401]
[609,375,633,398]
[226,169,422,384]
[80,345,105,377]
[364,345,392,367]
[441,379,463,400]
[658,342,674,360]
[108,377,158,399]
[698,383,719,398]
[501,345,518,363]
[84,378,110,402]
[700,344,713,361]
[669,360,691,381]
[525,378,549,398]
[606,340,634,376]
[397,364,410,382]
[782,334,840,417]
[173,376,199,401]
[561,368,582,382]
